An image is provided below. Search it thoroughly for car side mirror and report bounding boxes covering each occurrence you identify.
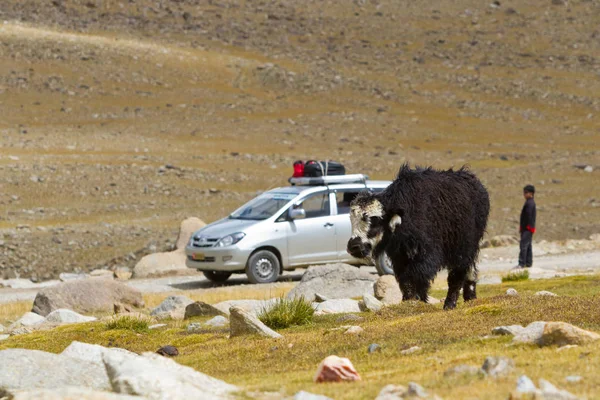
[289,208,306,220]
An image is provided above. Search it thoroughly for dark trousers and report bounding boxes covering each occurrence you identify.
[519,230,533,267]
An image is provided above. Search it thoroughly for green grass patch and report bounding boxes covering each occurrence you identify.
[257,297,314,329]
[104,315,152,333]
[502,269,530,282]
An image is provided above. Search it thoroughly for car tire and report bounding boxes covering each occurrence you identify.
[203,270,232,282]
[246,250,280,284]
[375,252,394,276]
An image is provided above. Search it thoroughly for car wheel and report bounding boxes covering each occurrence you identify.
[246,250,280,284]
[375,252,394,276]
[203,270,232,282]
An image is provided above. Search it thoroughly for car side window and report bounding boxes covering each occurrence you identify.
[335,191,361,214]
[300,192,330,218]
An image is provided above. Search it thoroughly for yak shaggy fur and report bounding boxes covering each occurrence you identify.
[347,164,490,310]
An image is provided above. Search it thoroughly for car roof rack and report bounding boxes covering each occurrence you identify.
[288,174,369,186]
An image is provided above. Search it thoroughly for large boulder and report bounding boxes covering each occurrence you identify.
[32,280,144,317]
[133,217,205,278]
[176,217,206,250]
[150,295,194,320]
[0,349,111,391]
[133,251,188,279]
[62,341,137,365]
[229,306,282,339]
[7,388,142,400]
[103,350,238,399]
[287,264,377,302]
[314,299,362,315]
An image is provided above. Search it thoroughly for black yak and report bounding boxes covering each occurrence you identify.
[347,164,490,310]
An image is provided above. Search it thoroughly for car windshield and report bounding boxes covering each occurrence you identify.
[229,192,298,220]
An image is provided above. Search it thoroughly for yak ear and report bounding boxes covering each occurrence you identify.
[389,215,402,232]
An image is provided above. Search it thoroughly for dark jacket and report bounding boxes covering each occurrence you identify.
[520,198,536,233]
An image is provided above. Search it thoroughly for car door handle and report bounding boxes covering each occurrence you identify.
[324,223,334,228]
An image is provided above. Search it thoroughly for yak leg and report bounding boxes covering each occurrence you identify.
[444,268,467,310]
[399,280,417,301]
[398,267,430,303]
[462,266,478,302]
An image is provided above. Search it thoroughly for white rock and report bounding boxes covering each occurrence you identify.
[565,376,582,383]
[492,325,526,336]
[535,290,558,297]
[59,272,90,281]
[150,295,194,319]
[0,334,9,341]
[229,306,282,339]
[512,321,547,344]
[133,251,188,278]
[176,217,206,250]
[400,346,421,355]
[0,348,111,391]
[344,326,364,335]
[103,350,238,399]
[516,375,537,393]
[46,309,97,324]
[62,341,137,365]
[8,312,46,331]
[374,275,402,305]
[187,322,202,333]
[8,387,143,400]
[360,293,383,312]
[213,299,278,317]
[584,165,593,173]
[481,356,514,377]
[314,299,361,315]
[204,316,229,328]
[0,323,4,333]
[506,288,518,296]
[0,279,60,289]
[375,384,407,400]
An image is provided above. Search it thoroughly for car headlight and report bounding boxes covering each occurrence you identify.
[215,232,246,247]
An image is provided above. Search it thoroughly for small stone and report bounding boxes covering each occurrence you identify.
[156,345,179,357]
[584,165,593,173]
[516,375,537,393]
[8,312,46,331]
[0,334,9,341]
[313,299,361,315]
[540,321,600,347]
[229,306,282,339]
[481,356,515,377]
[184,301,228,319]
[557,345,578,352]
[565,376,582,383]
[314,355,361,383]
[400,346,421,355]
[506,288,518,296]
[359,293,383,312]
[368,344,381,354]
[375,384,407,400]
[204,315,229,328]
[492,325,526,336]
[151,295,194,320]
[336,314,364,323]
[406,382,428,398]
[187,322,202,333]
[344,326,364,335]
[114,267,133,280]
[535,290,558,297]
[374,275,402,305]
[444,365,482,377]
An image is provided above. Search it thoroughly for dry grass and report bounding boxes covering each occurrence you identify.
[1,275,600,399]
[0,301,33,327]
[502,269,530,282]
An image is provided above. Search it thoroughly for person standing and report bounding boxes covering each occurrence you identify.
[518,185,536,268]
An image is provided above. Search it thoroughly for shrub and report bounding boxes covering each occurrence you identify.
[105,315,151,333]
[502,269,529,282]
[258,297,314,329]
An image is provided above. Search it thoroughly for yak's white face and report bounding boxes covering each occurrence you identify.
[347,197,402,260]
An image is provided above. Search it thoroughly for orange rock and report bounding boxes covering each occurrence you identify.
[314,355,361,383]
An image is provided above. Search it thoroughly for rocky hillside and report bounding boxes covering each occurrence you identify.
[0,0,599,279]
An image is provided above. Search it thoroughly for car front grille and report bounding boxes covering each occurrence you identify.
[191,236,219,248]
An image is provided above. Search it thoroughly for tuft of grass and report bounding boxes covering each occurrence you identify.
[257,297,314,329]
[502,269,530,282]
[105,315,152,333]
[464,304,503,316]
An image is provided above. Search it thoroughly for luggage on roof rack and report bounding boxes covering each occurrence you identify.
[303,160,346,177]
[288,174,369,186]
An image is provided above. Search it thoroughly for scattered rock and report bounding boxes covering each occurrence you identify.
[481,356,515,377]
[336,314,364,323]
[0,334,9,341]
[565,376,582,383]
[287,264,377,302]
[368,344,382,354]
[506,288,518,296]
[516,375,537,393]
[359,293,384,312]
[45,309,97,324]
[150,295,194,320]
[187,322,202,333]
[314,355,361,383]
[204,315,229,328]
[59,272,89,281]
[0,348,111,391]
[535,291,558,297]
[156,345,179,357]
[400,346,421,355]
[512,321,547,344]
[61,341,136,365]
[540,321,600,347]
[32,279,144,316]
[444,365,482,377]
[314,299,361,315]
[314,293,330,302]
[492,325,526,336]
[511,376,578,400]
[8,312,46,331]
[229,306,282,339]
[114,267,133,280]
[184,301,228,319]
[374,275,402,305]
[344,326,364,335]
[176,217,206,250]
[375,382,441,400]
[584,165,593,173]
[133,251,188,278]
[293,391,333,400]
[89,269,114,280]
[103,350,238,399]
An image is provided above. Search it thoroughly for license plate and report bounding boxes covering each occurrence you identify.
[192,253,205,261]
